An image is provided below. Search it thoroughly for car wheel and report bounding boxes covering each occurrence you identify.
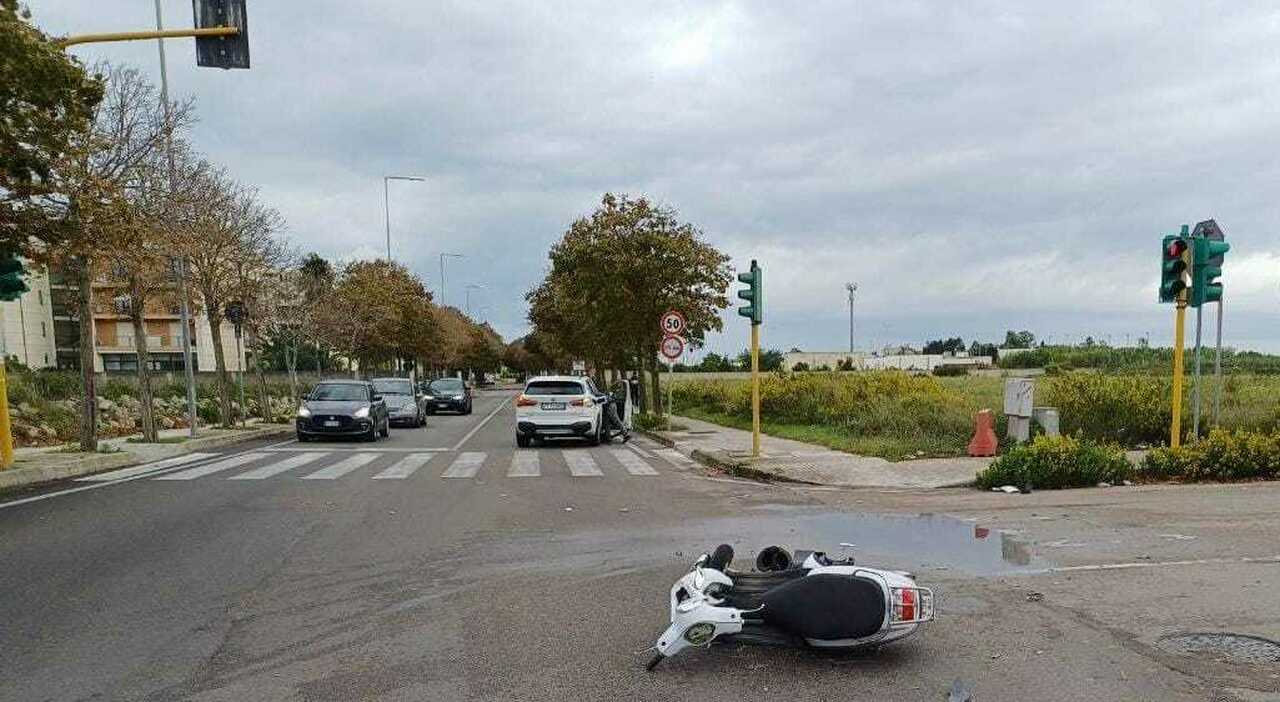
[516,434,531,448]
[586,422,600,446]
[296,431,308,443]
[364,423,377,442]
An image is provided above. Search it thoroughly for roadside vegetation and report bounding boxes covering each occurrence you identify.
[975,435,1133,490]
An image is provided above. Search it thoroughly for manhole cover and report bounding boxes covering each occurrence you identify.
[1156,633,1280,665]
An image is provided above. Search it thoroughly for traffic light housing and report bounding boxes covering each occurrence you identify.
[0,252,27,302]
[193,0,250,70]
[1159,234,1189,303]
[736,259,762,325]
[1191,237,1230,307]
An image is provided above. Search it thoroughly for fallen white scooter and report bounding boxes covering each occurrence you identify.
[646,544,934,669]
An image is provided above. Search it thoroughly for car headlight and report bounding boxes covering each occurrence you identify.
[354,406,371,418]
[452,394,464,400]
[424,395,435,401]
[297,406,311,418]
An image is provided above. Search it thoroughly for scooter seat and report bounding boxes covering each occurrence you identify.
[760,574,887,641]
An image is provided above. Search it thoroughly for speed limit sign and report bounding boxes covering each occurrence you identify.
[660,334,685,361]
[660,309,686,336]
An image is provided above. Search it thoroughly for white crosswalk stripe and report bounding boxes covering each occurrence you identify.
[655,448,695,469]
[301,453,378,480]
[441,452,486,478]
[77,453,217,482]
[231,452,327,480]
[563,450,602,477]
[508,452,540,477]
[611,448,659,475]
[372,453,433,480]
[155,452,268,480]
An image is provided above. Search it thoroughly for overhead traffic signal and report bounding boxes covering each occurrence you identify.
[737,259,762,325]
[0,252,27,302]
[1159,234,1190,303]
[193,0,250,69]
[1190,236,1230,307]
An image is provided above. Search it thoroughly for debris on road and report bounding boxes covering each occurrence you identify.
[993,485,1020,494]
[564,507,574,512]
[948,678,975,702]
[1027,591,1044,602]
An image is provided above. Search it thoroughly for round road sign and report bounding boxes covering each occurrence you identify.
[660,334,685,361]
[660,309,686,336]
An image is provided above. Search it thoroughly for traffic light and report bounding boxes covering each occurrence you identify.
[1159,234,1190,303]
[736,259,762,325]
[1190,236,1230,307]
[193,0,250,69]
[0,252,27,302]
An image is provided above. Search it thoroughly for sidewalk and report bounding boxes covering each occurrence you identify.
[0,421,293,492]
[643,415,988,489]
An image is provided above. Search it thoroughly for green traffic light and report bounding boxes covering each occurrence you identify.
[736,259,762,325]
[0,253,26,302]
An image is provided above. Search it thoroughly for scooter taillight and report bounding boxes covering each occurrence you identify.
[891,586,933,623]
[895,588,916,621]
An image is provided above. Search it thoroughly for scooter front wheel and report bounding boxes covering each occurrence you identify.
[644,653,665,671]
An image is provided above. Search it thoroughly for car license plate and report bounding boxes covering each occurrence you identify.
[323,420,340,427]
[541,402,566,411]
[435,402,450,408]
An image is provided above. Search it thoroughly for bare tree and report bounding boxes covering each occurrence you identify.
[31,63,192,450]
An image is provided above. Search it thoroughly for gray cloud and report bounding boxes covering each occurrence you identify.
[39,1,1280,354]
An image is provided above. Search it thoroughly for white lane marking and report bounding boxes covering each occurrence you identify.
[564,450,602,477]
[611,448,659,476]
[1046,554,1280,574]
[154,453,269,481]
[372,454,433,480]
[230,452,326,480]
[655,448,694,467]
[264,447,450,453]
[301,453,378,480]
[624,441,655,459]
[441,452,486,479]
[508,452,540,477]
[74,453,217,482]
[0,440,288,510]
[452,394,514,450]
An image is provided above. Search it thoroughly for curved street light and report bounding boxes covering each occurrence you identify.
[383,175,426,261]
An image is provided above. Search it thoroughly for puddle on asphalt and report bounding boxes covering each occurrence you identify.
[484,506,1047,578]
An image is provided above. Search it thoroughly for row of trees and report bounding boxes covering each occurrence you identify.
[524,194,732,414]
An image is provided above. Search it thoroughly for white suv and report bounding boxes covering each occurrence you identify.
[515,375,605,448]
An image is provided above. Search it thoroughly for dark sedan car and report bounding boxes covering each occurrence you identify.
[372,377,424,428]
[296,380,390,442]
[423,377,472,415]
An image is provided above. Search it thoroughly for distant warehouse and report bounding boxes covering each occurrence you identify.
[782,350,993,373]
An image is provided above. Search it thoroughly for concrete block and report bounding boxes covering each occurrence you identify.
[1033,407,1060,437]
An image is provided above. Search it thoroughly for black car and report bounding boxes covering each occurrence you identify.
[372,377,425,428]
[423,377,472,415]
[296,380,390,442]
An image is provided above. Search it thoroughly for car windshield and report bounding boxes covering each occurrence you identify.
[525,380,585,396]
[428,379,464,394]
[372,379,413,395]
[309,384,368,401]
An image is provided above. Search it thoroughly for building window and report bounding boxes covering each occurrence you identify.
[37,290,44,305]
[101,352,194,373]
[41,321,46,338]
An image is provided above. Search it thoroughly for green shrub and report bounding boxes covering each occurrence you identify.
[27,370,82,401]
[1139,429,1280,482]
[1043,372,1175,445]
[932,365,968,377]
[97,378,136,402]
[975,435,1133,490]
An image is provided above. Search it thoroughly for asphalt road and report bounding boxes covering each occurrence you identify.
[2,388,1278,701]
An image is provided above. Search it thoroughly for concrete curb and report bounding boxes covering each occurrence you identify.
[0,424,293,492]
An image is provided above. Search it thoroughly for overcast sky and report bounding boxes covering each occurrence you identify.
[38,1,1280,355]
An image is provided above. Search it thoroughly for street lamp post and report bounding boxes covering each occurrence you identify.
[845,282,858,353]
[383,175,425,261]
[439,252,464,306]
[465,283,485,316]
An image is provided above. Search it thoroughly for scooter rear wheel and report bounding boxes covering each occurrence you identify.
[644,653,664,671]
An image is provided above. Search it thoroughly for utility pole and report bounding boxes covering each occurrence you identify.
[845,282,857,352]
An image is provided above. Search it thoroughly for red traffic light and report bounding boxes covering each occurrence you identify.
[1166,239,1188,258]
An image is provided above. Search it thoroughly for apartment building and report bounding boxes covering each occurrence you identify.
[47,269,245,373]
[0,269,57,368]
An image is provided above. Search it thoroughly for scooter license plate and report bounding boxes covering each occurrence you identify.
[541,402,566,411]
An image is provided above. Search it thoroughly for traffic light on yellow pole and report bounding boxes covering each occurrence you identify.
[0,250,24,468]
[1160,229,1192,448]
[737,260,762,457]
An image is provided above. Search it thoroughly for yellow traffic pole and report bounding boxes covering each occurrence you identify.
[750,323,761,458]
[57,26,239,48]
[1170,297,1187,449]
[0,359,13,468]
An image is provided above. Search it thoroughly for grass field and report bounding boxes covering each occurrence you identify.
[665,371,1280,461]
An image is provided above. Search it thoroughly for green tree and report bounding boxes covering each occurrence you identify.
[0,1,103,253]
[1002,329,1035,349]
[527,193,731,413]
[314,260,439,375]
